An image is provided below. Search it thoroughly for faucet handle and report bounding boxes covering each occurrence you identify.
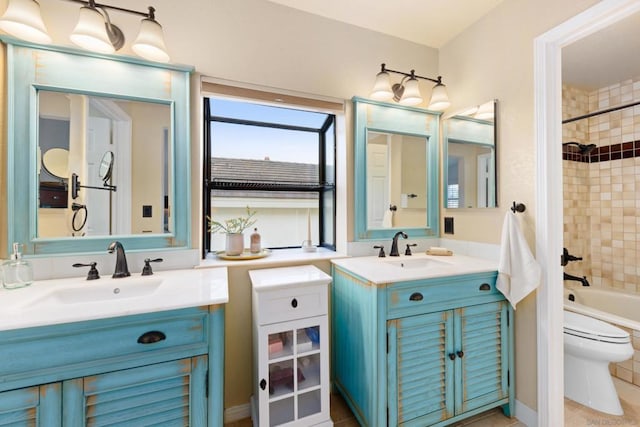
[73,262,100,280]
[405,243,417,256]
[142,258,163,276]
[373,245,385,257]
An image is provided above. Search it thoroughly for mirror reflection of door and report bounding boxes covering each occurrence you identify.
[366,133,390,228]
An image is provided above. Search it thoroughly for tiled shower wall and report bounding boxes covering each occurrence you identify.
[562,82,640,293]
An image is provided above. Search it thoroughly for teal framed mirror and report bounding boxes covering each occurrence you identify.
[3,38,193,255]
[443,100,498,209]
[353,97,440,240]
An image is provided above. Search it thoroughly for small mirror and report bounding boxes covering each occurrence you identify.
[42,148,69,179]
[99,151,114,183]
[444,100,498,208]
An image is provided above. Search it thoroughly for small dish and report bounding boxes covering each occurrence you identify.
[215,249,271,261]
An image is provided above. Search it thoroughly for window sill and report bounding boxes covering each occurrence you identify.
[196,247,347,269]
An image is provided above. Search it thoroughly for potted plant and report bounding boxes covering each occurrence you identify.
[208,206,257,256]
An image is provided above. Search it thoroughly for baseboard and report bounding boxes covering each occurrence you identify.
[515,399,538,427]
[224,402,251,423]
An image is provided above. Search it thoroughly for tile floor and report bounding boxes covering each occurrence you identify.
[565,378,640,426]
[226,378,640,426]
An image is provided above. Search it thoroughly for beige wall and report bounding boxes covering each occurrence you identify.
[438,0,600,410]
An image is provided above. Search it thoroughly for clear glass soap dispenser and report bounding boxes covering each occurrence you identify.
[2,243,33,289]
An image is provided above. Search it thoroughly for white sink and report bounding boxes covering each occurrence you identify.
[384,257,451,269]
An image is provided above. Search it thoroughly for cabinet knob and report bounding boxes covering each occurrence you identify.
[457,350,464,358]
[409,292,423,301]
[479,283,491,291]
[260,379,267,390]
[448,353,456,360]
[137,330,166,344]
[291,298,298,308]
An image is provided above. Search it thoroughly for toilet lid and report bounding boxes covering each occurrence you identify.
[564,310,630,343]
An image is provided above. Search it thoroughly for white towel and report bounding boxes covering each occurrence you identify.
[496,211,541,309]
[382,210,393,228]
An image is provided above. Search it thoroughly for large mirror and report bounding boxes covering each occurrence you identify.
[4,40,192,256]
[38,90,171,238]
[353,97,440,240]
[443,100,498,208]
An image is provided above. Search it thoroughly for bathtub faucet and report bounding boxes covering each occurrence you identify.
[563,272,590,286]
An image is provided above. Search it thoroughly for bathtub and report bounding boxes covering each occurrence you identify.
[564,285,640,386]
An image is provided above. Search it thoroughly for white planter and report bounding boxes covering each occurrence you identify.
[225,233,244,256]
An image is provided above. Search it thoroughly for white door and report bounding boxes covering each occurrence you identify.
[477,153,492,208]
[367,142,389,228]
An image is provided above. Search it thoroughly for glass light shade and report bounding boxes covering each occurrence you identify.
[474,101,494,120]
[70,6,115,54]
[132,18,170,63]
[399,77,422,106]
[0,0,51,44]
[428,83,450,111]
[370,71,393,101]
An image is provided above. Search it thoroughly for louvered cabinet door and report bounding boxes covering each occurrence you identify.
[63,356,208,427]
[454,301,509,414]
[0,383,61,427]
[387,310,454,427]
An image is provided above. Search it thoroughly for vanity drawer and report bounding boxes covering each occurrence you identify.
[387,274,499,317]
[0,307,208,388]
[255,284,327,325]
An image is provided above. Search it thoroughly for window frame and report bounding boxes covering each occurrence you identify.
[202,97,336,257]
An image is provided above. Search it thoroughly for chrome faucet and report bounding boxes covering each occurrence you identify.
[389,231,408,257]
[108,241,130,278]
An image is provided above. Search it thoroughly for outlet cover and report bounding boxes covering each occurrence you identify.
[444,217,454,234]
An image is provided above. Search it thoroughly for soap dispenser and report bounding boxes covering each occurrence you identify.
[2,243,33,289]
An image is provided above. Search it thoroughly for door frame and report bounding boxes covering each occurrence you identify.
[534,1,640,425]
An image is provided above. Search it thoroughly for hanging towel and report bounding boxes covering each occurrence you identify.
[496,211,541,309]
[382,210,393,228]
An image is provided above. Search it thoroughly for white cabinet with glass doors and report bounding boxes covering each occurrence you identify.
[249,265,332,427]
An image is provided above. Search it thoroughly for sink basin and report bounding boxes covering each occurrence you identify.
[23,276,163,307]
[384,258,451,269]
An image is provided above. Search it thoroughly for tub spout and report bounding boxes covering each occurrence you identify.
[563,272,590,286]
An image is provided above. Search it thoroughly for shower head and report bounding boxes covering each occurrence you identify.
[562,142,597,155]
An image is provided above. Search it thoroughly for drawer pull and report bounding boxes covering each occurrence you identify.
[291,298,298,308]
[479,283,491,291]
[448,353,456,361]
[409,292,424,301]
[457,351,464,358]
[137,330,166,344]
[260,379,267,390]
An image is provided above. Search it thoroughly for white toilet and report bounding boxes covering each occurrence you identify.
[564,310,634,415]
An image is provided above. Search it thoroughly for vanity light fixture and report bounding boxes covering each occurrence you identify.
[0,0,170,62]
[370,63,450,110]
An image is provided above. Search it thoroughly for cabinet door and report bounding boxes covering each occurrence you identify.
[0,383,61,426]
[454,301,509,414]
[257,316,329,427]
[387,310,454,426]
[63,356,208,426]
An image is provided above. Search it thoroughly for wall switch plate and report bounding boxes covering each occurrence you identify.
[142,205,152,218]
[444,217,454,234]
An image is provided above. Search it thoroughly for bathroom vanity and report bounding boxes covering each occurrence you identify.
[0,268,228,426]
[331,254,514,427]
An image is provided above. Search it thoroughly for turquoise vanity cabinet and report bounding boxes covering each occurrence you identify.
[331,265,514,427]
[0,306,224,426]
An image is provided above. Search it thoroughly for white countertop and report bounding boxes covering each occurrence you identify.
[0,267,228,331]
[331,253,498,284]
[249,265,332,291]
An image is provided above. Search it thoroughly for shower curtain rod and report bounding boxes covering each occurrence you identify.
[563,99,640,124]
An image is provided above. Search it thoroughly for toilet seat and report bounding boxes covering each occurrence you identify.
[564,310,630,344]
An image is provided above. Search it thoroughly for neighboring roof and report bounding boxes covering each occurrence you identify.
[212,157,318,184]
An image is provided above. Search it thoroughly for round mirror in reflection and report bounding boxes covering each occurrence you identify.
[42,148,69,179]
[99,151,114,182]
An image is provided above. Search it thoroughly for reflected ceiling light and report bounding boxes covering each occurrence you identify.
[0,0,51,44]
[0,0,170,62]
[369,63,450,110]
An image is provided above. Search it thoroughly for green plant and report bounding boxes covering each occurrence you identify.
[208,206,257,234]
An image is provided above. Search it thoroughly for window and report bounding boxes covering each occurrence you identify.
[203,97,336,257]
